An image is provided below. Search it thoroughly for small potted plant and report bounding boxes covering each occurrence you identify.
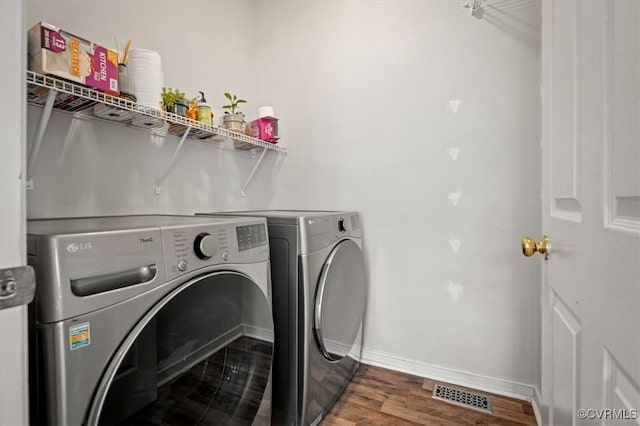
[161,88,188,117]
[222,92,246,132]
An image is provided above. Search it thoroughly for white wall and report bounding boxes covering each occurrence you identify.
[255,0,542,394]
[25,0,542,397]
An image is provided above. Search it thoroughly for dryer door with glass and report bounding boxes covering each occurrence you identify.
[87,271,273,426]
[313,239,367,361]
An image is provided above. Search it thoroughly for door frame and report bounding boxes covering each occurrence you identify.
[0,0,29,424]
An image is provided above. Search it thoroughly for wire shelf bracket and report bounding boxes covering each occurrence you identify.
[241,147,269,197]
[154,126,192,195]
[26,88,57,190]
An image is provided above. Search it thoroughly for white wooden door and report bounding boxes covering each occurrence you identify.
[540,0,640,425]
[0,1,29,424]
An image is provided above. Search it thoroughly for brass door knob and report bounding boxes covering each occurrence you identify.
[522,235,550,259]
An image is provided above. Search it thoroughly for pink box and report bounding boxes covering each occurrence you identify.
[250,117,279,143]
[28,22,119,95]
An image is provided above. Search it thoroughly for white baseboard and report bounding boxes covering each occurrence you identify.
[532,386,543,426]
[360,346,537,406]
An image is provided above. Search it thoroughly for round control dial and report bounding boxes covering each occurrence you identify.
[193,233,217,259]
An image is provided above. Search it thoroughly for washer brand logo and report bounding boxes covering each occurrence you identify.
[139,237,154,244]
[66,242,92,253]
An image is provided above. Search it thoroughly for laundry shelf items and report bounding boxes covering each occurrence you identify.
[26,70,286,195]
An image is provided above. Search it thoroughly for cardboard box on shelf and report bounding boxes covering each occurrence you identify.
[27,22,119,95]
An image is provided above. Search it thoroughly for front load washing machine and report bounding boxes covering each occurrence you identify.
[198,211,367,426]
[28,215,273,426]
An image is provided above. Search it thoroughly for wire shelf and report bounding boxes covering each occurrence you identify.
[26,70,287,154]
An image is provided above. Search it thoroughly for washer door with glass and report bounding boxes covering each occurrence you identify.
[88,271,273,426]
[313,239,367,362]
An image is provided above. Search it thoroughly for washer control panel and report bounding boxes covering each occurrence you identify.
[236,223,268,251]
[163,219,269,280]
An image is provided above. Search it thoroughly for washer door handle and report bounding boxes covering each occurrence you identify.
[71,264,157,296]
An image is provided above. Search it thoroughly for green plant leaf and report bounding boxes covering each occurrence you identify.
[236,99,247,104]
[224,92,233,101]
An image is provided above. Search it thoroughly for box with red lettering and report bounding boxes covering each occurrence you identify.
[27,22,119,95]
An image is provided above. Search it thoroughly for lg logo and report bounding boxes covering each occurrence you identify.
[66,242,92,253]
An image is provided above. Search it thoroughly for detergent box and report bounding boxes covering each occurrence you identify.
[250,117,279,143]
[28,22,119,95]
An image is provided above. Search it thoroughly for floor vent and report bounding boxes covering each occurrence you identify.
[432,383,493,414]
[249,342,273,356]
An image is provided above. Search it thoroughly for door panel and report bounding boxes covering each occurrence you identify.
[541,0,640,425]
[549,0,582,220]
[605,0,640,231]
[603,348,640,425]
[550,291,581,426]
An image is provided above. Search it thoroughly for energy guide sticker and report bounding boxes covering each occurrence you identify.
[69,322,90,350]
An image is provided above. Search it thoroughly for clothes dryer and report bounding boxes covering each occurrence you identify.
[198,211,367,426]
[28,215,273,426]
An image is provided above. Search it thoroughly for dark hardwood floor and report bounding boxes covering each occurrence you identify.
[320,364,537,426]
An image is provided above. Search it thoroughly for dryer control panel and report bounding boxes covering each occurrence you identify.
[299,212,362,254]
[163,219,269,281]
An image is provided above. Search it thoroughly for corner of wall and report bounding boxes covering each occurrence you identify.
[532,386,543,426]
